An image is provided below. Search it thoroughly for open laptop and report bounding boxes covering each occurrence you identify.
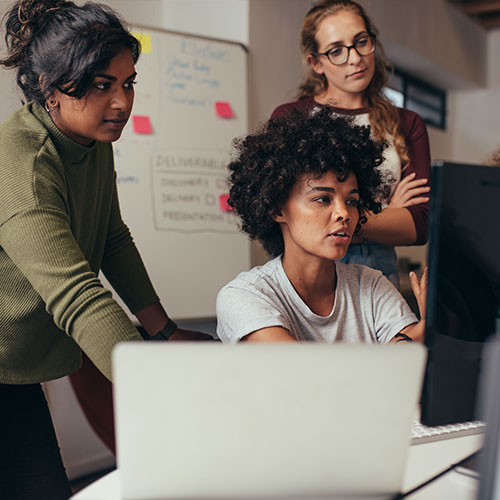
[112,342,426,499]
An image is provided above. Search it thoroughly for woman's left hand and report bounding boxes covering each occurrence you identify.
[388,173,430,209]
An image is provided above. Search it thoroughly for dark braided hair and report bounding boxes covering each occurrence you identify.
[0,0,140,104]
[228,108,392,257]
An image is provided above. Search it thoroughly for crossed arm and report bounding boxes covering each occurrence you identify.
[352,173,430,246]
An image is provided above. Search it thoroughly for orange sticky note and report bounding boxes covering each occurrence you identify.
[219,194,232,211]
[132,115,153,134]
[215,101,234,119]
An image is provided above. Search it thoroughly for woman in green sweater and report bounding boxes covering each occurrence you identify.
[0,1,207,497]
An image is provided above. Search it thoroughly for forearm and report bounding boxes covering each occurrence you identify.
[357,208,417,246]
[102,189,159,313]
[390,320,425,343]
[242,327,297,342]
[136,303,214,342]
[135,302,170,337]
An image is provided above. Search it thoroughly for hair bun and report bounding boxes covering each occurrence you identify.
[16,0,73,25]
[1,0,73,68]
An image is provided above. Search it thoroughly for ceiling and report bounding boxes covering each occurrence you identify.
[448,0,500,29]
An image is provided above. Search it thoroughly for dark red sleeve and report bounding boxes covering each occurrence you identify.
[270,98,315,119]
[399,108,431,245]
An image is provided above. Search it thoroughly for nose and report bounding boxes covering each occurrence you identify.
[110,88,133,111]
[333,201,351,222]
[347,46,362,64]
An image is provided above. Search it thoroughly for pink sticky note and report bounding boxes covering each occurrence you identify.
[132,115,153,134]
[215,101,234,119]
[219,194,232,212]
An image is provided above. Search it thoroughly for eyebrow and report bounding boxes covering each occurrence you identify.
[323,31,370,50]
[94,71,137,82]
[306,186,359,195]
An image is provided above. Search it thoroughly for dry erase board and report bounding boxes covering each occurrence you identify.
[109,27,250,319]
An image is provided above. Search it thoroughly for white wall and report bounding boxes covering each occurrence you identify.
[359,0,487,90]
[446,29,500,164]
[103,0,248,44]
[160,0,248,44]
[0,1,23,121]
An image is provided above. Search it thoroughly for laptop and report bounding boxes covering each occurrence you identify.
[112,342,426,499]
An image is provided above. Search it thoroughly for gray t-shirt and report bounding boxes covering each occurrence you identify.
[216,257,417,344]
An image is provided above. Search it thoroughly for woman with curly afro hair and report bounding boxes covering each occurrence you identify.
[217,108,426,344]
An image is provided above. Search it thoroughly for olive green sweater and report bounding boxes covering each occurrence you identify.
[0,102,159,383]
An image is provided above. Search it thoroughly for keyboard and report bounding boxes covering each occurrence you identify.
[411,419,485,445]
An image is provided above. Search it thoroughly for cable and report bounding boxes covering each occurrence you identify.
[389,449,482,499]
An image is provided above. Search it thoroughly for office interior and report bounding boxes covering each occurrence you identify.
[0,0,498,493]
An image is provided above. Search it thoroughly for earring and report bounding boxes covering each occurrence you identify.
[45,98,57,113]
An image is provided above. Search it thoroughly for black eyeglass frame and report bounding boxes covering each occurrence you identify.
[313,33,376,66]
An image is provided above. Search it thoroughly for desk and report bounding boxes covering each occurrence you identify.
[71,434,484,500]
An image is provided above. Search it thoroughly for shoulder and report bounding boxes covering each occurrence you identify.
[397,107,427,136]
[217,257,281,302]
[0,103,52,156]
[336,261,397,299]
[0,104,58,208]
[336,261,384,285]
[270,97,316,119]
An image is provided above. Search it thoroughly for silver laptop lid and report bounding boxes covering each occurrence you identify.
[113,342,426,499]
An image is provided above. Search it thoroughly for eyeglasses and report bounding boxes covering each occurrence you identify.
[313,34,376,66]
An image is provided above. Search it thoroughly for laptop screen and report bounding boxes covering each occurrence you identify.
[421,161,500,426]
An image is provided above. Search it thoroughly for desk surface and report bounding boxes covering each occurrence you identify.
[71,434,484,500]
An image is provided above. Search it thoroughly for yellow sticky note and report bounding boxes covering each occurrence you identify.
[133,32,152,54]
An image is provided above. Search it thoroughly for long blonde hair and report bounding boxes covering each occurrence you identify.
[298,0,409,166]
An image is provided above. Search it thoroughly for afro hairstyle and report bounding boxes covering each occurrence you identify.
[227,107,392,257]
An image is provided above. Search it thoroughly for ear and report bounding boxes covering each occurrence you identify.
[39,75,60,111]
[272,211,285,223]
[307,54,324,76]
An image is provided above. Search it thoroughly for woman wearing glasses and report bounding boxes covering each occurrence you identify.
[271,0,431,288]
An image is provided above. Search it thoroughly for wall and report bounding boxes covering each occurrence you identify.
[359,0,487,90]
[0,1,23,121]
[103,0,248,43]
[446,29,500,164]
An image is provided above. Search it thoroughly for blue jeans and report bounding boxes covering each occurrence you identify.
[341,242,400,289]
[0,383,72,500]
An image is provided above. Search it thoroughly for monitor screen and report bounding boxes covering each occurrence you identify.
[421,161,500,426]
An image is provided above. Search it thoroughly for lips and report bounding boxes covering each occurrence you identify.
[327,227,351,240]
[347,68,366,78]
[104,118,127,124]
[103,118,128,130]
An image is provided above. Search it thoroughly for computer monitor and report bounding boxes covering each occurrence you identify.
[421,161,500,426]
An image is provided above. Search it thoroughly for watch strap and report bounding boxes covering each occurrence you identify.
[149,318,178,341]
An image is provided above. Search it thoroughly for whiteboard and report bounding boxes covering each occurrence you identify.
[110,27,250,319]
